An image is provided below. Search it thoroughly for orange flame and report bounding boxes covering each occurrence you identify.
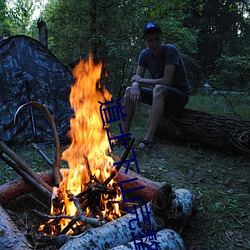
[45,55,121,234]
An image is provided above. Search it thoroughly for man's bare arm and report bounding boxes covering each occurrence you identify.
[132,64,176,87]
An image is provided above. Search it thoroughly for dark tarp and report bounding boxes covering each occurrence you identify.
[0,35,75,145]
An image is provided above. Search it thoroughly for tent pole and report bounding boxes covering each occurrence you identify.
[24,78,38,142]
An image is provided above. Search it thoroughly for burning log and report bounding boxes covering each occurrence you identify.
[0,204,32,249]
[59,185,195,250]
[110,228,186,250]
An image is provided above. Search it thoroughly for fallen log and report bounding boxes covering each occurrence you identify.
[59,186,195,249]
[110,228,186,250]
[155,108,250,154]
[0,204,32,249]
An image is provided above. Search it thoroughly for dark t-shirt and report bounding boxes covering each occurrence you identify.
[138,44,191,91]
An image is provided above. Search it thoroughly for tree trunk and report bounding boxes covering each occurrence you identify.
[155,108,250,154]
[0,204,32,249]
[37,19,48,47]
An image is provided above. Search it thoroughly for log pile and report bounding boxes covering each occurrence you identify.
[0,148,196,249]
[156,108,250,154]
[0,103,197,249]
[59,184,195,250]
[0,169,195,249]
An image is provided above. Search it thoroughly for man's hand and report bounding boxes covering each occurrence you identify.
[130,82,141,102]
[131,74,142,83]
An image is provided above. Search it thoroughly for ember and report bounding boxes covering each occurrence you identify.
[39,55,122,235]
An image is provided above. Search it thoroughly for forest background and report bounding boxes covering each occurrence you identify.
[1,0,250,98]
[0,1,250,249]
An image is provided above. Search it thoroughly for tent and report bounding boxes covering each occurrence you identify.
[0,35,75,145]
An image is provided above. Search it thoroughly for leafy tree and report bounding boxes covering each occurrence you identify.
[42,0,144,97]
[0,0,12,36]
[5,0,35,35]
[185,0,250,89]
[42,0,198,97]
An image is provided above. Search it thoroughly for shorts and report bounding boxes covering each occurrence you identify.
[140,87,189,112]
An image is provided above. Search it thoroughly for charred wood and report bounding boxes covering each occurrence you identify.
[104,138,135,186]
[0,166,160,205]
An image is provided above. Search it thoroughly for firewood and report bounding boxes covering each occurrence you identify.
[110,228,186,250]
[59,186,195,250]
[0,141,53,193]
[103,138,135,186]
[0,167,160,205]
[0,171,53,204]
[0,204,32,249]
[0,152,51,199]
[114,166,162,202]
[150,185,196,233]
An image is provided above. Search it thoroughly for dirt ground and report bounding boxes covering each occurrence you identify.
[1,138,249,249]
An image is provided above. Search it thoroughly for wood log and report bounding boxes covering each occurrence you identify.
[0,204,32,249]
[0,171,53,204]
[59,186,195,249]
[110,228,186,250]
[0,152,51,199]
[0,167,160,205]
[155,108,250,154]
[0,141,53,193]
[115,167,162,203]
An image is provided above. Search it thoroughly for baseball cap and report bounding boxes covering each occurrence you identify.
[142,22,162,38]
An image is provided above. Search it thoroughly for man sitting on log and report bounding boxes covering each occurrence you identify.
[121,21,191,148]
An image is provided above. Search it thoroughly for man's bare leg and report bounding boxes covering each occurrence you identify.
[138,85,166,147]
[122,87,136,134]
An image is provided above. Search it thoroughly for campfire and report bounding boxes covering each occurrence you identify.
[38,55,124,236]
[0,55,196,249]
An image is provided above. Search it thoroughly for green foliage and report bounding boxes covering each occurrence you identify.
[2,0,250,94]
[208,55,250,89]
[41,0,198,98]
[0,0,12,36]
[5,0,35,35]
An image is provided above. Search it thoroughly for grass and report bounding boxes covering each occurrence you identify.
[0,94,249,249]
[186,93,250,120]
